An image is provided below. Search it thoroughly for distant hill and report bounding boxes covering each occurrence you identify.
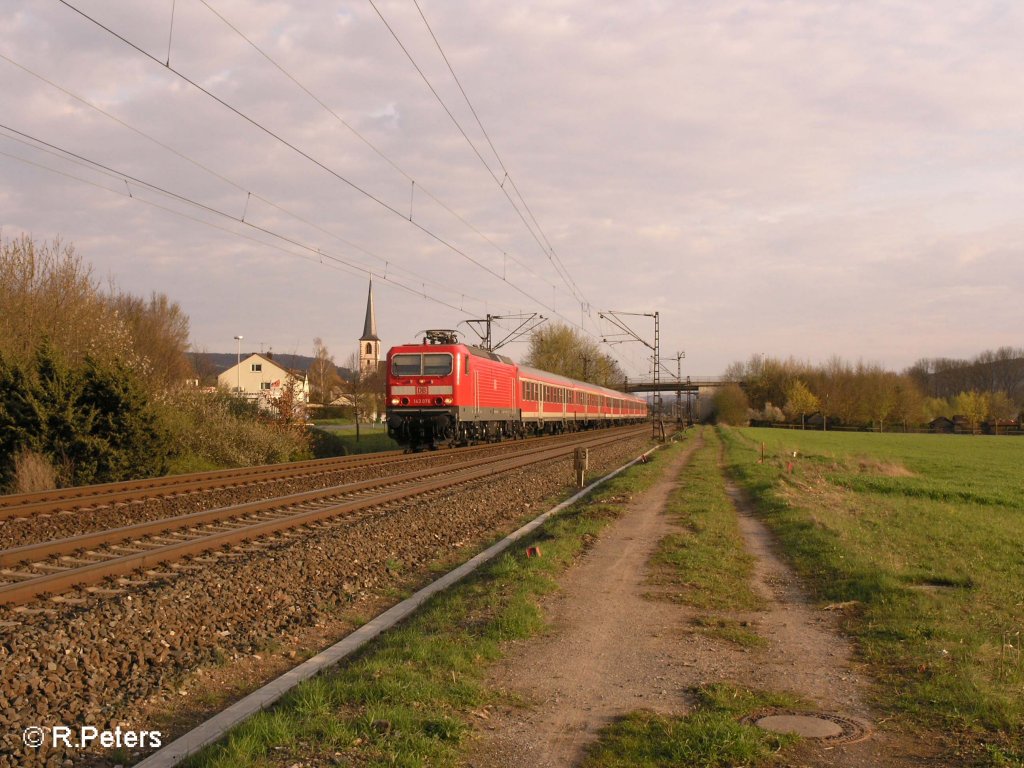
[188,351,354,385]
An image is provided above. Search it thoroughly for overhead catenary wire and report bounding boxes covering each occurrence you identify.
[1,128,645,376]
[367,0,587,309]
[408,0,589,308]
[0,51,488,313]
[0,124,482,316]
[53,0,593,337]
[194,0,561,305]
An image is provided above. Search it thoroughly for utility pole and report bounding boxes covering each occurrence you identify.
[233,335,244,394]
[462,313,545,351]
[598,309,662,439]
[675,351,685,424]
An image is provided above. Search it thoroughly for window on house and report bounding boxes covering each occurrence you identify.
[252,363,262,372]
[261,382,271,390]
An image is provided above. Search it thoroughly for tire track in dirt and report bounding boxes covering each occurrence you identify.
[468,436,941,767]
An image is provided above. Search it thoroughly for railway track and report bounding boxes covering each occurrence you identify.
[0,451,405,520]
[0,426,646,607]
[0,430,598,521]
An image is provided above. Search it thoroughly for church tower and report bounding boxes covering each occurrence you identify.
[358,280,380,377]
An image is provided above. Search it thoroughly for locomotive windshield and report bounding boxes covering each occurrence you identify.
[391,353,453,377]
[391,354,422,376]
[423,353,453,376]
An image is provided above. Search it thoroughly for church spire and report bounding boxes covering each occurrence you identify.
[360,280,379,341]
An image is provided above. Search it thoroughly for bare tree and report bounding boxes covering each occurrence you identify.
[111,291,192,391]
[523,323,624,387]
[309,337,341,405]
[341,353,383,441]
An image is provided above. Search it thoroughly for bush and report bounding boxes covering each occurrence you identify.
[0,343,170,489]
[160,389,311,471]
[307,404,352,420]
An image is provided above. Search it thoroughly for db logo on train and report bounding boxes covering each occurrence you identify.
[415,386,428,395]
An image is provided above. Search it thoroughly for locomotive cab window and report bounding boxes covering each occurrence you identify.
[391,354,421,377]
[423,353,453,376]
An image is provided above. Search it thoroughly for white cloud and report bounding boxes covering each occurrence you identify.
[0,0,1021,376]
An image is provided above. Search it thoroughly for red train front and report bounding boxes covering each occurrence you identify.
[385,330,520,449]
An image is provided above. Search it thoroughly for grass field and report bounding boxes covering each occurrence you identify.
[721,428,1024,763]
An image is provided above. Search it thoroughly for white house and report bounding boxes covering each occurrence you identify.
[218,353,310,408]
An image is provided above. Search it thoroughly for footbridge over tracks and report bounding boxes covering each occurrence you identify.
[623,376,735,394]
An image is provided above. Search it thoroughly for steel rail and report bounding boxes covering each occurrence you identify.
[0,452,401,518]
[0,430,609,567]
[0,426,614,519]
[0,427,646,606]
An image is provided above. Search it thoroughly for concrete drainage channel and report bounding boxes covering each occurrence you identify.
[744,710,871,744]
[134,444,663,768]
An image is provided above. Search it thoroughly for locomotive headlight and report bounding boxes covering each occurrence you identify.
[444,397,453,405]
[390,397,400,405]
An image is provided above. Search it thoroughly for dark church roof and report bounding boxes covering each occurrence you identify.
[360,280,379,341]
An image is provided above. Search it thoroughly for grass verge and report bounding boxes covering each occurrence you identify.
[648,429,762,613]
[719,426,1024,764]
[582,683,801,768]
[184,439,676,768]
[309,428,399,457]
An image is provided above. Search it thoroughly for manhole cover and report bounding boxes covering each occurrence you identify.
[742,710,870,744]
[756,714,843,738]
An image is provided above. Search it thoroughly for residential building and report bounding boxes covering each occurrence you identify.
[218,353,309,409]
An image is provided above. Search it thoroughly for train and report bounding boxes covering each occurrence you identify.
[385,330,648,449]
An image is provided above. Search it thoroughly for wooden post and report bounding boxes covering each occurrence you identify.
[574,448,588,488]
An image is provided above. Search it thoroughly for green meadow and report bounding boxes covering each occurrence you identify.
[722,428,1024,762]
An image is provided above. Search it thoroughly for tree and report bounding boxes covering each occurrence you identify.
[111,291,192,391]
[523,323,624,388]
[891,377,926,431]
[0,235,133,369]
[739,355,795,411]
[954,390,988,434]
[987,390,1017,421]
[341,353,383,441]
[1,235,193,396]
[309,338,341,405]
[783,380,819,429]
[712,384,749,426]
[268,371,308,432]
[860,365,898,432]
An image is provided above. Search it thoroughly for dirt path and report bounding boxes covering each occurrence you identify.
[467,440,940,767]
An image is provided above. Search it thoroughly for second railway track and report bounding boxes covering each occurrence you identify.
[0,426,646,607]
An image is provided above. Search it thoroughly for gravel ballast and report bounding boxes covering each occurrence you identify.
[0,436,649,767]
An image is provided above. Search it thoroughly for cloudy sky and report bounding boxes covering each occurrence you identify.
[2,1,1022,378]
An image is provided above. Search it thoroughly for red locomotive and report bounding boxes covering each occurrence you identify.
[385,330,648,449]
